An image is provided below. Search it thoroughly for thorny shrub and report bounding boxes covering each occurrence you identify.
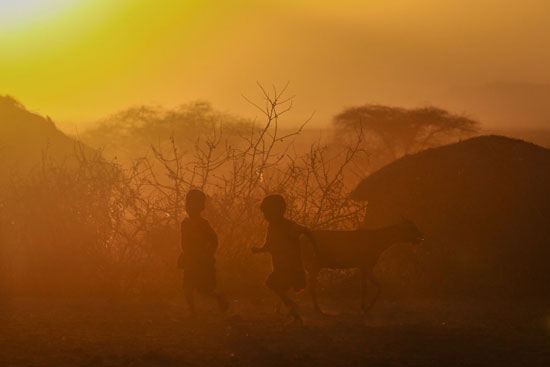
[0,86,369,298]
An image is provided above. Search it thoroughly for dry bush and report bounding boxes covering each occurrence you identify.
[2,145,121,295]
[0,144,173,296]
[144,85,368,296]
[0,86,368,298]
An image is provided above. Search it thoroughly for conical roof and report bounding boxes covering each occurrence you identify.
[352,135,549,203]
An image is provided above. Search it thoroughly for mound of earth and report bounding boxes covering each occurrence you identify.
[351,135,550,297]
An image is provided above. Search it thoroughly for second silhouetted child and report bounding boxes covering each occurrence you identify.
[252,194,315,325]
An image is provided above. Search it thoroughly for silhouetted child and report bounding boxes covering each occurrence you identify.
[179,189,228,314]
[252,194,315,324]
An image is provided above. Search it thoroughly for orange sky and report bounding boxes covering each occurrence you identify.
[1,0,550,131]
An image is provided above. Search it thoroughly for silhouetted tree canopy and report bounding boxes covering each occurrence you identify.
[334,105,479,160]
[83,101,252,162]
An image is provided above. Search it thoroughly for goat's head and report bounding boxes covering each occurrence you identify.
[398,217,424,245]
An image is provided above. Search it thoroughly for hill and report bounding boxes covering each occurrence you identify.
[0,96,87,183]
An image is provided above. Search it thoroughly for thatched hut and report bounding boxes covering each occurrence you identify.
[351,135,550,297]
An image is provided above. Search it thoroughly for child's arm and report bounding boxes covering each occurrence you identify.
[180,221,187,252]
[206,222,219,253]
[252,231,271,254]
[179,221,188,267]
[295,223,315,243]
[294,222,320,257]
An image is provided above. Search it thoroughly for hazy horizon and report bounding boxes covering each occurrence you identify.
[2,0,550,132]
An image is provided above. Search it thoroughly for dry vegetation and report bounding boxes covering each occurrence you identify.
[2,89,550,366]
[333,104,479,173]
[0,86,368,298]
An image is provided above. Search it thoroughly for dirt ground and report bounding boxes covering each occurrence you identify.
[1,296,550,367]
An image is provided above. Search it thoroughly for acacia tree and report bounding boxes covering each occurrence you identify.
[333,105,479,166]
[82,101,251,165]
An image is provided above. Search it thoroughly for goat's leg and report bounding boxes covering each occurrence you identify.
[366,270,381,311]
[308,270,323,314]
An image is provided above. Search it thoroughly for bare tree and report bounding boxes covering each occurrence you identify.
[0,85,370,297]
[146,84,368,292]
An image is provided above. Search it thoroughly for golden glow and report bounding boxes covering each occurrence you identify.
[1,1,549,129]
[0,0,79,29]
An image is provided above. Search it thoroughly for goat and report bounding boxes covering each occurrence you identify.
[300,219,424,314]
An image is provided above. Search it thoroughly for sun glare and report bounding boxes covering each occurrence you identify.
[0,0,78,29]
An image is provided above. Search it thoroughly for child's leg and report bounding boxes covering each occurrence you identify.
[202,291,229,313]
[198,270,228,313]
[266,272,302,323]
[273,287,302,323]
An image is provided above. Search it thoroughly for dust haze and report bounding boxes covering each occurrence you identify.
[1,1,550,366]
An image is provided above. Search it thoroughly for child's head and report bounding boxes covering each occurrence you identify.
[260,194,286,222]
[185,189,206,216]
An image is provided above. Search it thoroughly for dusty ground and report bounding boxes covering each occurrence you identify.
[1,296,550,366]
